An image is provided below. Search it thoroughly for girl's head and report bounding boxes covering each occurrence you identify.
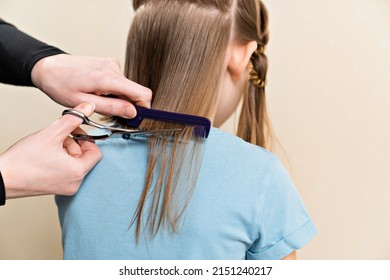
[121,0,271,148]
[118,0,271,241]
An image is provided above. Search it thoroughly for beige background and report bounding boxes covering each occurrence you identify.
[0,0,389,259]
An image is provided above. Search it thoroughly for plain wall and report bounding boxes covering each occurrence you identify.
[1,0,389,259]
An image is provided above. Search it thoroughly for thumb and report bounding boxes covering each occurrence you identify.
[76,139,103,173]
[50,102,96,139]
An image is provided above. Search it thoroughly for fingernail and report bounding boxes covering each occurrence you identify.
[82,102,96,113]
[124,106,136,118]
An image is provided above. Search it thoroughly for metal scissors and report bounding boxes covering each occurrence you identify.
[62,109,181,141]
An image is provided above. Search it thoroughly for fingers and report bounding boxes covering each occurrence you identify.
[61,137,101,196]
[77,137,103,174]
[63,127,91,157]
[78,94,141,118]
[65,126,102,176]
[97,73,152,112]
[33,54,152,119]
[63,136,82,157]
[119,79,152,108]
[50,102,96,139]
[100,58,152,109]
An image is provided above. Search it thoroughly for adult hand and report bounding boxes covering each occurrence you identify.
[31,54,152,118]
[0,102,102,199]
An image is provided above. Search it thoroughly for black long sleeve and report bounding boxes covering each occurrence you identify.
[0,18,65,86]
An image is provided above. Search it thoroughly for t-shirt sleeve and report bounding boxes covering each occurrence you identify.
[0,18,65,86]
[246,158,317,260]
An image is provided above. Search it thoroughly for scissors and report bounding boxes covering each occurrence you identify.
[62,109,181,141]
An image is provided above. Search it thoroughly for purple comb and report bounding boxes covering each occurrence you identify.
[124,106,211,138]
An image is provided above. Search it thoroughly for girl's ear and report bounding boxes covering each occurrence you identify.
[227,40,258,81]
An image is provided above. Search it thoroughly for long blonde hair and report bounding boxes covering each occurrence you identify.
[111,0,271,241]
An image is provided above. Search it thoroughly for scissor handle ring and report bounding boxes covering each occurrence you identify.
[62,109,89,124]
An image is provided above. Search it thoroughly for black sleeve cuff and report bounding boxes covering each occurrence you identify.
[0,18,66,86]
[0,171,6,206]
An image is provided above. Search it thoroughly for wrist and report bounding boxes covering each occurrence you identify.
[0,153,46,200]
[31,53,69,91]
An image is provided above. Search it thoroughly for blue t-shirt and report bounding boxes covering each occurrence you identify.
[56,128,316,260]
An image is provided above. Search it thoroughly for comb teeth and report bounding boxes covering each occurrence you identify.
[124,106,211,138]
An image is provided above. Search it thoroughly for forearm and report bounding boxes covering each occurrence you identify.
[0,154,46,201]
[281,251,297,260]
[0,18,65,86]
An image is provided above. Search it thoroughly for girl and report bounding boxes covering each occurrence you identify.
[57,0,316,260]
